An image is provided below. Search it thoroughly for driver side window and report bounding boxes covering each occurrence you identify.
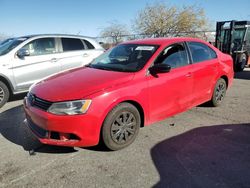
[155,43,189,69]
[22,38,56,56]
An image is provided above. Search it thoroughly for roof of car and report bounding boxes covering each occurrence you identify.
[123,37,206,45]
[17,34,95,39]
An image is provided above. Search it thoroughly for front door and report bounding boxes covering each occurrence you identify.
[148,43,193,122]
[12,37,61,91]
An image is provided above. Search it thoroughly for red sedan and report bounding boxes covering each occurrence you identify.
[23,38,234,150]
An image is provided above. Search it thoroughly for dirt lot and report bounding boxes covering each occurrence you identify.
[0,69,250,188]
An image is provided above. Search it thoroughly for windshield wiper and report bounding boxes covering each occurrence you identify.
[86,64,134,72]
[85,63,92,68]
[94,66,114,71]
[87,64,113,71]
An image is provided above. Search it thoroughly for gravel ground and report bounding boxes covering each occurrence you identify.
[0,68,250,188]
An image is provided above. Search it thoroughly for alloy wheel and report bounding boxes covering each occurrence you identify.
[111,111,137,144]
[0,86,4,103]
[215,81,226,102]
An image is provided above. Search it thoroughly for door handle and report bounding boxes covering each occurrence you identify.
[83,53,89,57]
[185,72,192,77]
[2,63,10,67]
[51,58,58,62]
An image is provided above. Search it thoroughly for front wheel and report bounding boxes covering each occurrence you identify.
[0,81,10,108]
[102,103,141,151]
[210,78,227,107]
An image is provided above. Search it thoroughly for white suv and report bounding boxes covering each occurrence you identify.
[0,34,104,107]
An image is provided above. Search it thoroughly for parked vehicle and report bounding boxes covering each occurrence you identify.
[0,34,104,108]
[24,38,234,150]
[215,20,250,71]
[0,37,14,46]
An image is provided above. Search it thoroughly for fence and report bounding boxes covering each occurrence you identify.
[96,31,216,49]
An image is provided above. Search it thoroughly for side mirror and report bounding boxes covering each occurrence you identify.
[17,49,30,58]
[149,64,171,74]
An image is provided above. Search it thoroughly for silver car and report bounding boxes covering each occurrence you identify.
[0,34,104,108]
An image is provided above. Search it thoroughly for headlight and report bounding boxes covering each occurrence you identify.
[48,100,92,115]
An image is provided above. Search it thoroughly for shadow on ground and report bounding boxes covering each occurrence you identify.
[0,106,77,154]
[9,93,27,102]
[234,68,250,80]
[151,123,250,188]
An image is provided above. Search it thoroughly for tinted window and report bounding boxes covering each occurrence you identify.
[83,39,95,49]
[62,38,85,51]
[155,43,189,69]
[188,42,217,63]
[22,38,56,56]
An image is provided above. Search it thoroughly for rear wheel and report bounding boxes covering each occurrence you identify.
[210,78,227,107]
[0,81,9,108]
[102,103,141,151]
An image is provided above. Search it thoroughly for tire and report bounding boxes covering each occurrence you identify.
[235,53,247,72]
[0,81,10,108]
[102,102,141,151]
[210,78,227,107]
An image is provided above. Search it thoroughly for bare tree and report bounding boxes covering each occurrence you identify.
[100,22,130,44]
[133,3,209,38]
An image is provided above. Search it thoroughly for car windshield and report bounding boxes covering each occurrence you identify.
[0,38,14,46]
[88,44,159,72]
[0,37,28,56]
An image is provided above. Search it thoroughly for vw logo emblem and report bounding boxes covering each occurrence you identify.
[31,95,36,105]
[29,94,36,106]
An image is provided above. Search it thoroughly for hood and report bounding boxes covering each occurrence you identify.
[31,67,134,102]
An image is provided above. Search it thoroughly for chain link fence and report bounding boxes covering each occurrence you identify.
[96,31,216,49]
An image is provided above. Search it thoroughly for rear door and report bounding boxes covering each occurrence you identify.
[148,42,193,122]
[12,37,61,91]
[187,42,219,106]
[82,39,104,62]
[58,37,102,71]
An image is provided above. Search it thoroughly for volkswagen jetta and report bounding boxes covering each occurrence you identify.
[23,38,234,150]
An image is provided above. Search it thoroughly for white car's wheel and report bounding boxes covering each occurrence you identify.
[0,81,9,108]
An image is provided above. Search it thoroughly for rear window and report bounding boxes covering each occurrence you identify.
[62,38,85,52]
[188,42,217,63]
[83,39,95,49]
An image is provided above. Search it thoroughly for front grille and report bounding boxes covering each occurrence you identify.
[27,118,48,138]
[27,93,52,111]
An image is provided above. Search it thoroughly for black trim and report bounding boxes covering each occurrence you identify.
[184,41,193,64]
[26,118,48,138]
[27,93,52,111]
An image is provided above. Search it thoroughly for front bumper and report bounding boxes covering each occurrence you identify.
[23,97,103,147]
